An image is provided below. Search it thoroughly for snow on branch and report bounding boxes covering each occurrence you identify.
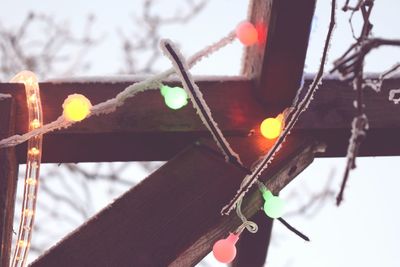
[332,0,400,205]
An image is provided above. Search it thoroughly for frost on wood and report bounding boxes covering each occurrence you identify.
[0,93,12,100]
[161,39,242,165]
[0,30,236,149]
[389,89,400,104]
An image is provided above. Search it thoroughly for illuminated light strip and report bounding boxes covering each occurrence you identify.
[10,71,43,267]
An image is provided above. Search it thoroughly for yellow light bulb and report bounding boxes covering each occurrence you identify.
[29,94,37,103]
[23,209,34,216]
[26,178,37,185]
[260,115,283,140]
[30,119,41,129]
[18,240,28,248]
[28,147,40,156]
[62,94,92,122]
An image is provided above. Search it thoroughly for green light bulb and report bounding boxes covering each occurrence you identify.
[263,194,285,219]
[262,190,273,201]
[160,85,188,110]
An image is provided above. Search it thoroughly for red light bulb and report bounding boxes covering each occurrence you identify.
[236,21,258,46]
[212,233,239,263]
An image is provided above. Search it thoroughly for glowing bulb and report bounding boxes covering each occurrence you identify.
[236,21,258,46]
[262,190,285,219]
[30,119,41,129]
[23,209,34,217]
[62,94,92,122]
[212,233,239,264]
[28,147,40,156]
[260,114,283,140]
[17,240,28,248]
[29,94,37,103]
[26,178,37,185]
[160,85,188,110]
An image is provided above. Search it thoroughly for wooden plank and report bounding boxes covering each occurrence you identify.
[1,77,400,162]
[0,96,18,267]
[243,0,316,108]
[231,212,273,267]
[30,134,319,267]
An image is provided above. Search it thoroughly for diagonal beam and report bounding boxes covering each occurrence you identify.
[0,96,18,267]
[30,134,320,267]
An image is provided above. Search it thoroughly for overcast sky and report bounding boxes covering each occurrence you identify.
[2,0,400,266]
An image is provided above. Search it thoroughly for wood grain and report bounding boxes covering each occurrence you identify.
[0,97,18,267]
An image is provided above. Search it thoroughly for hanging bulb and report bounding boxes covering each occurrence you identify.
[262,189,285,219]
[62,94,92,122]
[235,21,258,46]
[260,113,283,140]
[160,85,188,110]
[212,233,239,264]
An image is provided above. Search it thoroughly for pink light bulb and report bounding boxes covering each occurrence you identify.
[236,21,258,46]
[212,233,239,264]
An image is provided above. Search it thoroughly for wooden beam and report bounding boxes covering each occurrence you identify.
[243,0,316,108]
[30,134,319,267]
[1,77,400,163]
[0,96,18,267]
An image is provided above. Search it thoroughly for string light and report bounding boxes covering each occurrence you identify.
[212,233,240,264]
[160,85,188,110]
[260,114,283,140]
[10,70,43,267]
[235,21,258,46]
[62,94,92,122]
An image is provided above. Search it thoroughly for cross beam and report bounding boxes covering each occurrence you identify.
[1,77,399,164]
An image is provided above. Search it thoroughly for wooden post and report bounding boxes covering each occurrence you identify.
[0,96,18,267]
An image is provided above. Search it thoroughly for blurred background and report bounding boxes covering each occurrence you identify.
[1,0,400,266]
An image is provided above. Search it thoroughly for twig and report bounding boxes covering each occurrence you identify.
[161,39,242,166]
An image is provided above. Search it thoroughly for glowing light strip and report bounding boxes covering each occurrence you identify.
[10,71,43,267]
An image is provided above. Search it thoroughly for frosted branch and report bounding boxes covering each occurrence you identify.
[161,39,242,165]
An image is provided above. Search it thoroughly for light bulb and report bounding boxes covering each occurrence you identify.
[262,190,285,219]
[62,94,92,122]
[236,21,258,46]
[160,85,188,110]
[28,147,40,156]
[212,233,239,264]
[260,114,283,140]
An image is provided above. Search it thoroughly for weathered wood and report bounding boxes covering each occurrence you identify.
[231,212,273,267]
[31,134,318,267]
[1,77,400,163]
[0,96,18,267]
[243,0,316,108]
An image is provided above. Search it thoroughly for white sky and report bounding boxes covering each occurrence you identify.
[2,0,400,266]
